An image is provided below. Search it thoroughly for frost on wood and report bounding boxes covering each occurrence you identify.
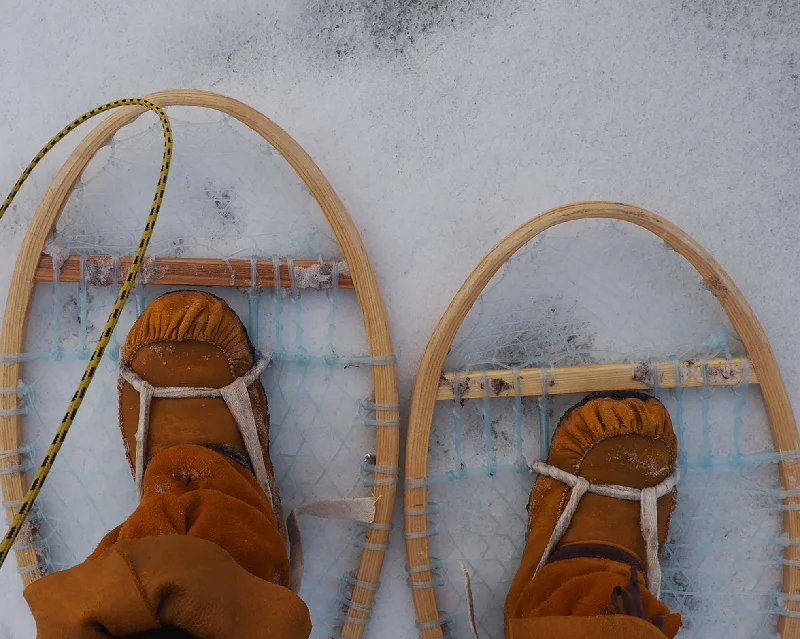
[11,510,49,577]
[84,257,114,285]
[137,258,168,285]
[13,514,40,548]
[680,358,745,385]
[43,238,69,276]
[292,261,348,290]
[632,361,664,387]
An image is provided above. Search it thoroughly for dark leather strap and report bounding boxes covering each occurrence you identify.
[545,542,648,586]
[611,565,666,632]
[145,443,253,475]
[196,442,253,472]
[124,628,196,639]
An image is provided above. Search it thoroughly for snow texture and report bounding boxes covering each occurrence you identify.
[0,1,799,638]
[294,262,348,290]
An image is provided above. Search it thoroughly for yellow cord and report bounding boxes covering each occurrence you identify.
[0,98,173,570]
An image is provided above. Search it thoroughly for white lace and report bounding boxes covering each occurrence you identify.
[460,460,679,638]
[119,354,376,592]
[529,460,679,598]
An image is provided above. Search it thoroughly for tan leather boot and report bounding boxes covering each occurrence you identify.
[118,289,284,534]
[25,291,312,638]
[504,391,683,638]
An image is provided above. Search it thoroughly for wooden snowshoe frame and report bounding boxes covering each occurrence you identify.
[403,202,800,638]
[0,89,399,639]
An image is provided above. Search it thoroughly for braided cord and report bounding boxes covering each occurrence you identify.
[0,98,173,569]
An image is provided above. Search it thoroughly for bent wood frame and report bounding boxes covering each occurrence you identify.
[404,202,800,638]
[0,89,399,639]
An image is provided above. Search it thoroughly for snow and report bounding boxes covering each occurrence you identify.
[1,1,799,637]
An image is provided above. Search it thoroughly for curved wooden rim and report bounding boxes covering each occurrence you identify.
[403,202,800,638]
[0,89,398,639]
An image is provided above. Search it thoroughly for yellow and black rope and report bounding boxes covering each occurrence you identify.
[0,98,173,569]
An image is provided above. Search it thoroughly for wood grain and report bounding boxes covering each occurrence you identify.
[34,255,355,289]
[0,90,398,638]
[403,202,800,638]
[436,357,759,400]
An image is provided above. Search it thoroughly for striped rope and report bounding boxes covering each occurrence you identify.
[0,98,173,570]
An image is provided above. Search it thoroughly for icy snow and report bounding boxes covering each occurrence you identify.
[1,1,799,637]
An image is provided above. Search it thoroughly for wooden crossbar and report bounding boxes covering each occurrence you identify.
[436,357,759,400]
[34,255,354,289]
